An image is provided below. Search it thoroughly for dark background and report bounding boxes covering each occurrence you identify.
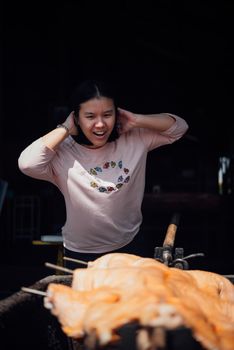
[1,1,234,298]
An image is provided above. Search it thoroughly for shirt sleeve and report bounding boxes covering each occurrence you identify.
[18,137,57,184]
[138,114,189,151]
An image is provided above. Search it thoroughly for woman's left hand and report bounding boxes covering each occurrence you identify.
[117,108,138,134]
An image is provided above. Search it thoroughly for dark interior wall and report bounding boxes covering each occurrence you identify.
[0,1,234,276]
[1,1,234,182]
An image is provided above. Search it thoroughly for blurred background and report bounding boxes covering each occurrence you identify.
[0,1,234,298]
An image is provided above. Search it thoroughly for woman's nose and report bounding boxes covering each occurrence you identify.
[95,117,105,127]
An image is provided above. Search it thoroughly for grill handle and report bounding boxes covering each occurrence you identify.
[163,212,181,248]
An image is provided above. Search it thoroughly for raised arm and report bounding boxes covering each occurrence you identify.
[42,111,78,150]
[18,111,78,181]
[117,108,186,134]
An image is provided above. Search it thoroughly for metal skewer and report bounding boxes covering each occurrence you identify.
[45,262,74,274]
[63,256,88,266]
[183,253,205,260]
[21,287,47,296]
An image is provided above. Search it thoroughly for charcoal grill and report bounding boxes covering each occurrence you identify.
[0,275,72,350]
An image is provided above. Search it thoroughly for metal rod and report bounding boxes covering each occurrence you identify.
[183,253,205,260]
[45,262,74,274]
[223,275,234,279]
[63,256,88,266]
[21,287,47,296]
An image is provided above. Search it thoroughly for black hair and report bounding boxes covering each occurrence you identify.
[69,79,119,145]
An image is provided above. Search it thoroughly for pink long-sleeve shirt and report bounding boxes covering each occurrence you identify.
[18,115,188,253]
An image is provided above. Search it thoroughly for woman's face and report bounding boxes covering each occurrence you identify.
[77,97,116,148]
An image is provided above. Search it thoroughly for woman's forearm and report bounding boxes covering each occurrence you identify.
[133,113,176,132]
[42,126,69,150]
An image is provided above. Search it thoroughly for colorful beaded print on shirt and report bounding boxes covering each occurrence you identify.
[89,160,130,193]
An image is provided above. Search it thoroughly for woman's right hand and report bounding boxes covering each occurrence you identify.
[63,111,78,135]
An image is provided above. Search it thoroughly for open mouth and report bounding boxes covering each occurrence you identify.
[93,131,106,137]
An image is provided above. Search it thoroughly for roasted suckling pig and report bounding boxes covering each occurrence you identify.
[44,253,234,350]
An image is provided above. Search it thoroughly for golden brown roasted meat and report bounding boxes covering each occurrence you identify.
[44,283,120,338]
[44,253,234,350]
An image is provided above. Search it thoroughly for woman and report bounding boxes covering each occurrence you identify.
[18,79,189,268]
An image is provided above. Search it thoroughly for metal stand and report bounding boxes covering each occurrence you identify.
[154,213,204,269]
